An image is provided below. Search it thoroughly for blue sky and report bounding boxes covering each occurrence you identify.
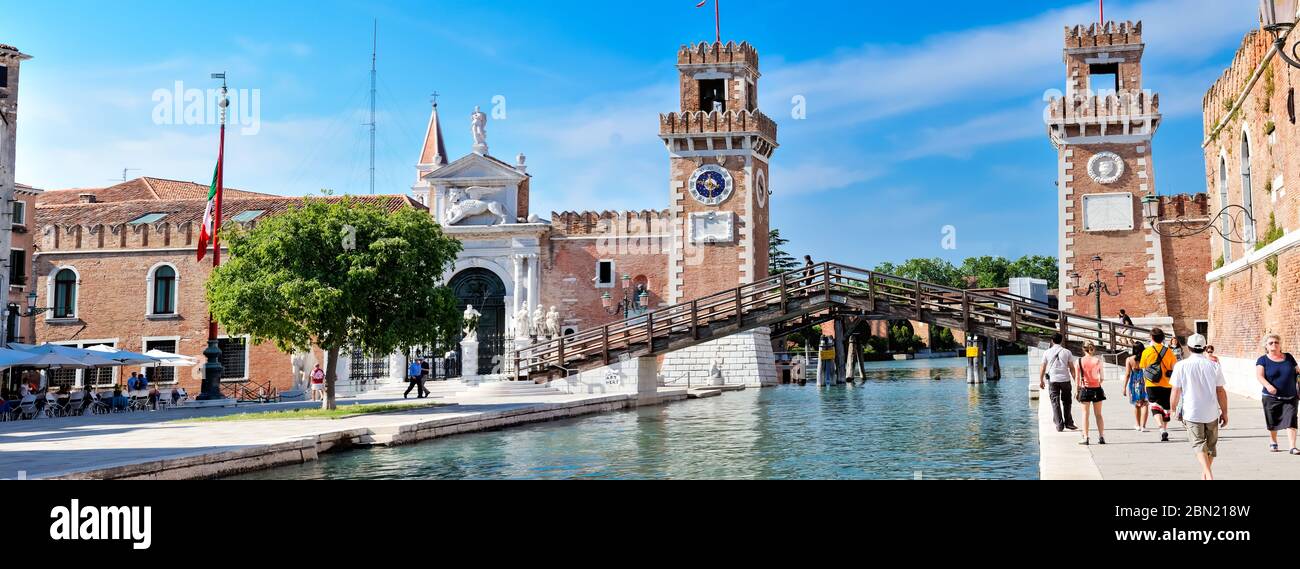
[4,0,1258,268]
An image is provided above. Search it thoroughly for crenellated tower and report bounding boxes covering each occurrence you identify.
[660,41,777,304]
[660,41,779,387]
[1046,21,1178,330]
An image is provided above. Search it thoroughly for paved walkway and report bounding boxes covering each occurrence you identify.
[1039,373,1300,480]
[0,390,684,479]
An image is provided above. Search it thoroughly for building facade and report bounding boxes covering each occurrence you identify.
[1200,8,1300,395]
[31,183,419,395]
[415,41,780,386]
[1046,21,1210,338]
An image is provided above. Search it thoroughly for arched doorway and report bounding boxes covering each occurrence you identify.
[449,267,506,376]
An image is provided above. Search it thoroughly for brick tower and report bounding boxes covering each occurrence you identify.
[1046,22,1180,331]
[0,44,31,344]
[659,41,779,386]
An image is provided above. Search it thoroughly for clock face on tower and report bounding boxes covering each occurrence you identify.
[688,164,734,206]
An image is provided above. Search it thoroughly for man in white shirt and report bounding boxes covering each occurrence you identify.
[1038,333,1078,432]
[1170,334,1229,481]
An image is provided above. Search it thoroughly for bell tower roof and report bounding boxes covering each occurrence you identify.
[417,101,448,176]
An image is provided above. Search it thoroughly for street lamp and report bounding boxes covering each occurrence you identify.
[1141,194,1257,243]
[5,292,50,347]
[1071,255,1124,323]
[1261,1,1300,69]
[601,275,650,319]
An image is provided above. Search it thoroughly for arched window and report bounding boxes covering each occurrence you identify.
[53,269,77,318]
[152,265,176,315]
[1219,156,1231,263]
[1241,133,1256,243]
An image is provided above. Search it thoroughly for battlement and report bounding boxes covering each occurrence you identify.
[1202,30,1272,140]
[1065,21,1143,49]
[659,109,777,141]
[551,210,673,237]
[1047,91,1161,126]
[1155,193,1210,219]
[678,41,759,68]
[40,221,199,251]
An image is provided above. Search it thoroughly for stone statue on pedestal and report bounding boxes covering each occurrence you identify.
[531,305,546,338]
[545,306,561,339]
[513,301,531,339]
[471,106,489,155]
[463,305,481,342]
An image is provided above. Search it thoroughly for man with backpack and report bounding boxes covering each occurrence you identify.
[1038,333,1079,432]
[1141,327,1180,442]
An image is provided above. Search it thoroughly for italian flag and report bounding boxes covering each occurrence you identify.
[197,161,220,261]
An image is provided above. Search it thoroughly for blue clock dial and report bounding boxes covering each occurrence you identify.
[695,171,728,199]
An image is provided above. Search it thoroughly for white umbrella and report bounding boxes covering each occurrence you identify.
[143,349,199,367]
[84,345,160,365]
[10,343,122,368]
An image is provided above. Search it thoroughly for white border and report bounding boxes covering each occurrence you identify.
[595,259,616,289]
[46,265,80,320]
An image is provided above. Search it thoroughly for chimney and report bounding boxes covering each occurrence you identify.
[78,193,96,204]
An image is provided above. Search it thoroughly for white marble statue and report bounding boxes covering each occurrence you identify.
[444,186,508,226]
[513,301,531,339]
[463,304,482,343]
[710,358,725,386]
[544,306,561,339]
[471,106,488,154]
[531,305,546,338]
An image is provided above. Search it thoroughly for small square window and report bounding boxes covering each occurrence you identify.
[0,65,8,89]
[596,261,615,288]
[232,210,265,222]
[129,213,167,225]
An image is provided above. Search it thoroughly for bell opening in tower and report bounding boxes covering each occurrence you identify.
[1088,63,1119,95]
[699,79,726,112]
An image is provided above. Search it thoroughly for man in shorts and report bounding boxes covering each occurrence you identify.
[1141,328,1179,442]
[1170,334,1228,480]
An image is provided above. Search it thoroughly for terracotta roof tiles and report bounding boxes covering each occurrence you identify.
[36,195,426,228]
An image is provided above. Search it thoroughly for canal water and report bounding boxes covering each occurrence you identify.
[233,357,1039,480]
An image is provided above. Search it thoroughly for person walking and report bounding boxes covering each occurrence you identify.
[404,359,423,399]
[1256,334,1300,455]
[1170,334,1228,480]
[1075,342,1107,445]
[1168,336,1184,361]
[1123,342,1149,432]
[1119,309,1135,328]
[1140,327,1179,442]
[309,364,326,402]
[417,359,431,398]
[1038,333,1078,433]
[802,255,816,291]
[1206,345,1220,364]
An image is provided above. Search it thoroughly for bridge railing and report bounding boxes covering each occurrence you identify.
[515,262,1154,377]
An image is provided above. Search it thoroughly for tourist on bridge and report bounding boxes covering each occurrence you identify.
[1140,328,1179,442]
[1256,334,1300,455]
[1123,342,1149,432]
[1170,334,1228,480]
[1074,342,1107,445]
[1119,309,1134,328]
[802,255,815,291]
[1038,333,1078,433]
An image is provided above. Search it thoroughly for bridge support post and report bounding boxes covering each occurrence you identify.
[983,336,1001,381]
[966,334,986,385]
[833,318,848,386]
[635,356,660,405]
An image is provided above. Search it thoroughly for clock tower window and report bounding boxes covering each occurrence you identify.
[1088,63,1119,95]
[699,79,726,112]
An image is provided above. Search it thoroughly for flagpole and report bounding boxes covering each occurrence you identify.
[201,74,229,401]
[715,0,721,43]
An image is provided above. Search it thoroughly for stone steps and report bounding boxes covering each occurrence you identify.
[458,381,564,399]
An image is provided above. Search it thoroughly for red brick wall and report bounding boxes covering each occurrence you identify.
[1202,29,1300,360]
[33,228,296,393]
[541,231,669,334]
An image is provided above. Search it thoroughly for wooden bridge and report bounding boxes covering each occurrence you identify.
[516,262,1153,380]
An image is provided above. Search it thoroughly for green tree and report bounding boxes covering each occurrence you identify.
[1008,255,1059,285]
[769,229,799,276]
[959,256,1012,289]
[884,258,963,288]
[206,197,463,410]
